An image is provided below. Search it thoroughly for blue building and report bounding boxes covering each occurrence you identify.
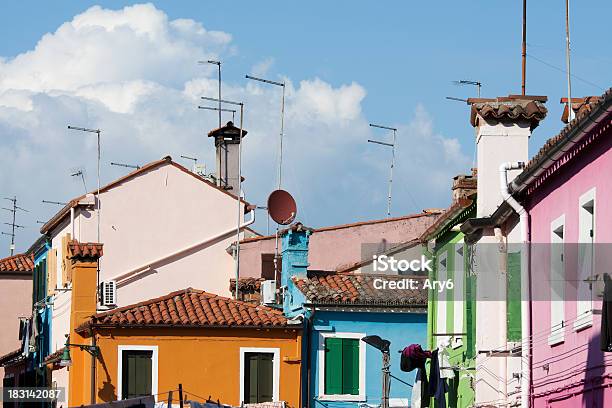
[280,224,428,408]
[30,236,52,388]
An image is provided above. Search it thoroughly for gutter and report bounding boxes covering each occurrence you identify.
[500,162,531,408]
[108,209,255,283]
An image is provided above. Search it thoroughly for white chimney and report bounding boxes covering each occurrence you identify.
[469,95,547,217]
[207,121,248,192]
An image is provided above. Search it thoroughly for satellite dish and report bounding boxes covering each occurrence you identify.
[267,189,297,225]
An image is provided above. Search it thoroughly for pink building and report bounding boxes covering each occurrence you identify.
[0,253,33,381]
[238,211,441,281]
[512,91,612,407]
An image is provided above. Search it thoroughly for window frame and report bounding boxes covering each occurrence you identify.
[239,347,280,405]
[452,242,465,349]
[575,187,596,331]
[317,332,366,402]
[435,251,448,348]
[117,345,158,401]
[548,215,566,346]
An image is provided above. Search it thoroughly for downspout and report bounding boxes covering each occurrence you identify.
[91,329,96,404]
[108,209,255,283]
[306,305,315,408]
[500,162,530,408]
[71,207,75,239]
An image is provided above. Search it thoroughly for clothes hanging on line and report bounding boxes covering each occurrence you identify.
[400,344,432,372]
[411,367,431,408]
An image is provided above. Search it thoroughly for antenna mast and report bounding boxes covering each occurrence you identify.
[2,196,28,256]
[522,0,527,95]
[368,124,398,217]
[565,0,574,121]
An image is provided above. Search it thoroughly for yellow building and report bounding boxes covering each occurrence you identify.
[48,241,302,407]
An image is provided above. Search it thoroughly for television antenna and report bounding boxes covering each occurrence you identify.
[2,196,28,256]
[452,80,482,98]
[42,200,67,206]
[70,169,88,194]
[245,75,286,190]
[202,95,245,300]
[198,106,236,122]
[198,60,222,128]
[111,162,140,170]
[368,123,397,217]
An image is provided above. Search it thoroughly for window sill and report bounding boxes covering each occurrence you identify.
[573,312,593,332]
[548,331,564,346]
[318,394,365,402]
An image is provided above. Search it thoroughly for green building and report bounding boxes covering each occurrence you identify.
[420,175,477,408]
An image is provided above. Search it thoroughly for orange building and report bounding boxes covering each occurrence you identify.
[47,241,302,407]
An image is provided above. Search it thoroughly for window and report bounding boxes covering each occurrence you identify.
[117,346,158,401]
[318,333,365,401]
[435,252,448,348]
[549,216,565,346]
[261,254,279,280]
[240,348,279,404]
[453,243,464,348]
[576,188,596,330]
[244,353,274,403]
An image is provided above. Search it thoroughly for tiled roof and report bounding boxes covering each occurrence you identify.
[420,198,474,243]
[561,96,602,123]
[43,347,66,365]
[41,156,250,234]
[0,349,24,367]
[68,240,103,259]
[0,253,34,273]
[78,288,289,332]
[510,88,612,195]
[293,272,427,307]
[469,95,548,129]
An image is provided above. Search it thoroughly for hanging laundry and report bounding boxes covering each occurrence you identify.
[81,395,155,408]
[427,349,449,406]
[411,367,431,408]
[601,273,612,352]
[400,344,432,372]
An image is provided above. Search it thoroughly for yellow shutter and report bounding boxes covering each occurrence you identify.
[47,249,57,296]
[61,234,72,287]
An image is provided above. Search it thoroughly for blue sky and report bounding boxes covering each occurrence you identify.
[0,1,610,254]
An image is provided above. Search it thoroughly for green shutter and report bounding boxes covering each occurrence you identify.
[122,350,152,399]
[325,338,343,394]
[466,274,476,359]
[507,253,522,342]
[341,339,359,395]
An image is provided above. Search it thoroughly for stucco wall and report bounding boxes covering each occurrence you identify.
[528,128,612,407]
[309,310,427,407]
[82,328,302,408]
[0,274,32,380]
[240,213,439,278]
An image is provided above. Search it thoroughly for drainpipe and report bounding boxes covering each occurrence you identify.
[499,162,530,408]
[70,207,75,239]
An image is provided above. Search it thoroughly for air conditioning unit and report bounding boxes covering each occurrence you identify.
[100,281,117,306]
[261,280,276,305]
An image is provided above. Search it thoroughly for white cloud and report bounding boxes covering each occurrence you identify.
[0,3,470,253]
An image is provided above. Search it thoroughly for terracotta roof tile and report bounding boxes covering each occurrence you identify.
[0,253,34,273]
[67,240,103,259]
[79,288,289,332]
[523,88,612,174]
[420,198,475,243]
[293,272,427,307]
[469,95,548,129]
[230,277,265,292]
[560,96,602,123]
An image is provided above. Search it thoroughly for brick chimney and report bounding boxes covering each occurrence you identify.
[67,240,103,407]
[469,95,547,216]
[451,169,477,203]
[208,121,248,192]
